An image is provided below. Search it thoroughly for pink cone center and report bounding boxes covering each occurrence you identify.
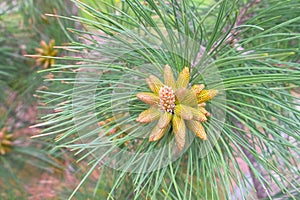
[159,85,175,113]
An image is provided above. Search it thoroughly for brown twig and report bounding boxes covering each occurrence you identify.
[232,118,268,199]
[211,0,262,53]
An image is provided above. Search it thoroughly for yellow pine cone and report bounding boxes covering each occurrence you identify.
[0,128,14,155]
[35,39,58,69]
[136,64,218,151]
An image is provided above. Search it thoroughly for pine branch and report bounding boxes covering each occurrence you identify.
[34,0,300,199]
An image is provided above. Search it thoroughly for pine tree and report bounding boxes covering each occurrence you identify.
[2,0,300,199]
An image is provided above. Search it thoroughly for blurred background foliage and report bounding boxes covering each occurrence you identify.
[0,0,299,199]
[0,0,75,199]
